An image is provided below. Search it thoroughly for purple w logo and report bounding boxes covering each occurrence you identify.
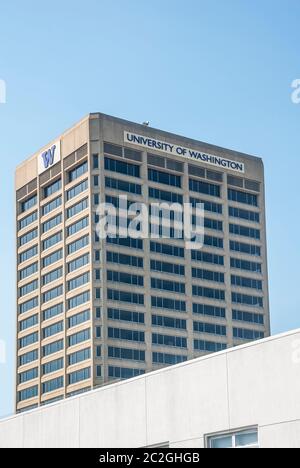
[42,145,56,169]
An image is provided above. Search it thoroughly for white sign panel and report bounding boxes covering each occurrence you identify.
[38,140,61,175]
[124,131,245,173]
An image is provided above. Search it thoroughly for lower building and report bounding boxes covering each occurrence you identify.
[1,328,299,448]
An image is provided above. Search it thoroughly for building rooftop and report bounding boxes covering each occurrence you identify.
[2,328,299,448]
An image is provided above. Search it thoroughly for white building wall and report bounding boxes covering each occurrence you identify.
[1,329,300,448]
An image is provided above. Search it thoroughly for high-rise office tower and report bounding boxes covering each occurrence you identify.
[15,113,270,412]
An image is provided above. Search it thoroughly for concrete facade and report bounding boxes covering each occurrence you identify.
[1,329,300,448]
[15,113,270,412]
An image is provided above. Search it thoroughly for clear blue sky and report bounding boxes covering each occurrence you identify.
[1,0,299,417]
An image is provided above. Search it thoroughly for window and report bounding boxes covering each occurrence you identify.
[230,258,262,273]
[153,353,187,365]
[150,241,184,258]
[20,245,38,263]
[192,268,224,283]
[19,332,38,349]
[68,291,90,310]
[42,196,62,216]
[151,278,185,294]
[43,339,64,357]
[105,157,140,178]
[230,224,260,240]
[151,296,186,312]
[152,334,187,349]
[42,321,63,339]
[42,376,64,394]
[107,289,144,305]
[68,253,89,273]
[107,271,144,287]
[42,214,62,233]
[93,154,99,169]
[21,195,37,213]
[67,198,89,219]
[42,285,63,303]
[67,179,88,200]
[68,348,90,366]
[229,206,260,223]
[19,211,38,230]
[194,321,226,336]
[67,216,89,237]
[68,329,90,347]
[20,263,38,281]
[230,241,261,257]
[190,197,222,214]
[193,216,223,232]
[152,315,186,330]
[107,252,143,268]
[204,218,223,232]
[20,314,38,331]
[19,279,38,297]
[193,304,226,318]
[108,366,145,380]
[44,179,62,198]
[19,350,38,366]
[43,358,64,375]
[228,189,258,207]
[192,286,225,301]
[194,340,227,353]
[19,228,38,246]
[42,267,63,286]
[19,297,38,315]
[42,232,62,251]
[232,292,263,308]
[18,386,38,402]
[150,260,185,276]
[233,328,264,340]
[148,168,181,188]
[108,308,145,324]
[149,187,183,204]
[108,328,145,343]
[189,179,220,197]
[105,194,133,209]
[231,275,262,290]
[43,303,63,321]
[67,235,89,255]
[105,177,142,195]
[69,367,91,385]
[108,347,145,362]
[204,235,223,249]
[68,309,90,328]
[107,236,143,250]
[68,161,88,183]
[207,428,258,449]
[19,367,38,384]
[43,249,63,268]
[232,309,264,325]
[191,250,224,266]
[68,272,90,291]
